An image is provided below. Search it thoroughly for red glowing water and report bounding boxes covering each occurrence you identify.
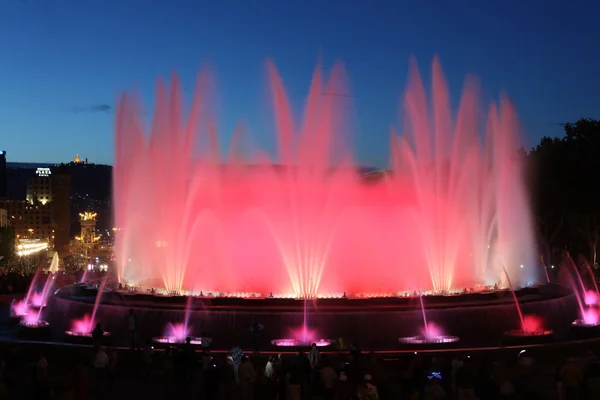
[521,315,543,333]
[113,57,536,296]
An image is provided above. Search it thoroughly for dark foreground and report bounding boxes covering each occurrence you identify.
[0,337,599,400]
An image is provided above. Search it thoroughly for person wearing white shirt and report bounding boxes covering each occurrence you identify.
[94,347,109,369]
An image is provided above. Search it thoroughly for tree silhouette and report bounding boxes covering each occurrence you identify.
[530,118,600,266]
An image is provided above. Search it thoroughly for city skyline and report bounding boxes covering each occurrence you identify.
[1,0,599,167]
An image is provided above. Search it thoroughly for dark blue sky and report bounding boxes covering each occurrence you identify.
[1,0,598,167]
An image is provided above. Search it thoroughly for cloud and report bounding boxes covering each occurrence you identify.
[65,104,112,113]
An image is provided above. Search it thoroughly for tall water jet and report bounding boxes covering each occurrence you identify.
[112,57,539,298]
[389,57,536,292]
[398,294,459,345]
[502,266,552,340]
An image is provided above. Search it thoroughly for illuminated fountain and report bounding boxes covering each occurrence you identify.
[153,297,203,345]
[64,276,111,339]
[271,324,335,348]
[398,295,459,345]
[39,57,571,350]
[10,269,55,321]
[502,267,552,341]
[559,254,600,330]
[112,57,537,299]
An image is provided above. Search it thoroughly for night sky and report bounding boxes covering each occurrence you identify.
[1,0,598,168]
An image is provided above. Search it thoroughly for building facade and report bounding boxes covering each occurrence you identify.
[0,150,6,199]
[0,208,7,228]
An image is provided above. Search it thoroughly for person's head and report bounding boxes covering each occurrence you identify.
[186,337,191,344]
[95,322,101,329]
[311,343,317,349]
[242,355,249,363]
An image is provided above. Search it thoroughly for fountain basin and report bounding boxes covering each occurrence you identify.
[571,319,600,339]
[503,329,554,345]
[152,336,203,346]
[271,338,335,348]
[18,320,51,339]
[64,330,111,345]
[19,320,50,329]
[398,335,460,345]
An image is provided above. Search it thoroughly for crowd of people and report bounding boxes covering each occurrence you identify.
[0,340,599,399]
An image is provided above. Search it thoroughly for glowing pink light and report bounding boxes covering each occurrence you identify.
[584,290,598,306]
[583,308,600,325]
[290,325,317,344]
[164,323,190,341]
[11,300,29,317]
[23,312,41,325]
[113,58,536,296]
[70,314,95,334]
[521,315,543,333]
[421,322,444,341]
[30,292,44,308]
[272,338,332,347]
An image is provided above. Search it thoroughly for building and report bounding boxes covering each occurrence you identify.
[0,150,6,199]
[0,164,71,249]
[76,211,99,256]
[26,167,53,205]
[0,200,53,243]
[51,165,71,252]
[0,208,7,228]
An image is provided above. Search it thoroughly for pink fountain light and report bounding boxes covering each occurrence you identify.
[30,292,45,308]
[165,322,190,341]
[67,314,95,336]
[153,322,202,345]
[113,57,538,298]
[272,325,335,347]
[583,308,600,325]
[11,300,29,317]
[584,290,599,306]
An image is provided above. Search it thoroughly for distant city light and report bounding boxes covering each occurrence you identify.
[35,167,51,177]
[16,240,48,257]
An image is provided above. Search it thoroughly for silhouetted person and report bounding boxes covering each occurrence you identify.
[142,340,154,378]
[91,323,104,350]
[181,337,196,390]
[202,355,220,400]
[291,350,311,399]
[250,321,264,353]
[128,309,138,350]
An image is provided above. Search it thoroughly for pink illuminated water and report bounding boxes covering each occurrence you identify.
[164,322,190,341]
[582,308,600,325]
[584,290,598,306]
[113,58,537,297]
[68,314,95,335]
[11,300,29,317]
[30,292,44,308]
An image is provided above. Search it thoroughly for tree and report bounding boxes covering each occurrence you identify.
[530,119,600,266]
[0,226,15,263]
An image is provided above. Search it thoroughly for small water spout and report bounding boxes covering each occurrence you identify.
[419,294,429,339]
[501,265,524,330]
